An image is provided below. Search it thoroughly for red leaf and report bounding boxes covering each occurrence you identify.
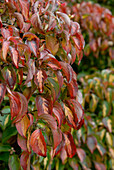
[94,162,106,170]
[7,89,28,123]
[30,13,43,33]
[16,115,30,138]
[1,28,11,39]
[28,113,33,126]
[76,148,86,162]
[17,43,31,61]
[20,151,30,170]
[2,41,10,61]
[66,99,84,129]
[2,67,16,90]
[70,21,80,35]
[60,147,67,164]
[52,128,62,149]
[67,79,78,99]
[87,136,97,153]
[53,102,64,127]
[56,11,71,27]
[19,0,29,21]
[9,46,19,68]
[17,134,28,151]
[14,12,24,30]
[0,83,6,104]
[60,62,73,83]
[26,40,38,57]
[34,69,47,93]
[64,132,76,158]
[36,96,50,116]
[56,71,63,89]
[0,21,3,28]
[30,129,47,157]
[72,32,84,51]
[39,114,57,130]
[25,59,35,84]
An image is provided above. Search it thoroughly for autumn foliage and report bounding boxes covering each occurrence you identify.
[0,0,85,169]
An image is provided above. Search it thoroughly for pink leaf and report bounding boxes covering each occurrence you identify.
[56,11,71,27]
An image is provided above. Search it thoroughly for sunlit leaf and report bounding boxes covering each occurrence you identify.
[30,129,47,156]
[2,40,10,61]
[19,0,29,21]
[16,115,30,138]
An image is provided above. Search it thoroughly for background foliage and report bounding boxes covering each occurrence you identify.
[0,0,114,170]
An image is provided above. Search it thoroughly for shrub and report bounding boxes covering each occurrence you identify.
[47,68,114,170]
[0,0,84,169]
[59,1,114,72]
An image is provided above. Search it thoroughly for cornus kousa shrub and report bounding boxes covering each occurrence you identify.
[59,1,114,71]
[0,0,84,169]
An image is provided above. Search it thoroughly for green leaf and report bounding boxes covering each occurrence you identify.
[0,144,11,152]
[8,154,21,170]
[0,152,10,162]
[106,132,113,146]
[2,126,17,143]
[1,106,10,114]
[89,94,99,112]
[102,101,110,117]
[102,117,112,133]
[97,142,106,156]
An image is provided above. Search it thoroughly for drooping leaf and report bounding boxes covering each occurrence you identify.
[67,79,78,98]
[30,129,47,157]
[56,11,71,27]
[60,62,73,83]
[72,32,84,51]
[2,40,10,61]
[25,59,35,84]
[20,151,30,170]
[2,67,16,90]
[30,13,43,33]
[9,46,19,68]
[1,28,11,39]
[0,83,6,104]
[36,96,50,116]
[97,142,106,156]
[34,69,47,93]
[64,132,76,158]
[16,115,30,138]
[26,40,38,57]
[19,0,29,21]
[14,12,24,30]
[53,102,63,127]
[7,89,28,123]
[87,136,97,153]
